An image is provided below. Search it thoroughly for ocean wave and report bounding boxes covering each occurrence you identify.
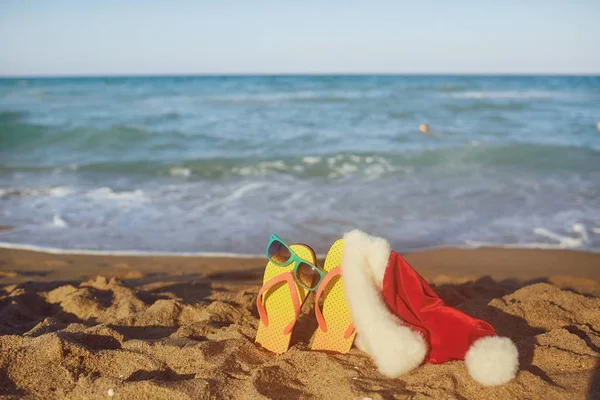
[302,156,321,165]
[0,186,149,203]
[2,142,599,181]
[444,102,526,112]
[0,117,197,153]
[0,186,74,199]
[452,142,600,173]
[0,154,399,185]
[0,110,29,124]
[533,223,590,249]
[438,84,467,92]
[195,182,267,211]
[224,154,398,180]
[86,187,150,202]
[206,90,385,104]
[0,111,49,150]
[465,223,593,250]
[388,110,417,119]
[169,167,191,178]
[448,90,571,99]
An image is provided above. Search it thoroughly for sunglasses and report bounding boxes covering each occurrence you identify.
[266,234,326,291]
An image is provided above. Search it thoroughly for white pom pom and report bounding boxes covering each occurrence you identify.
[465,336,519,386]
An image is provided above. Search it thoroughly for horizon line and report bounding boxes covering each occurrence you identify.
[1,72,600,79]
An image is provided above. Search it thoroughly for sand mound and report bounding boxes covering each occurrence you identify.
[1,274,599,399]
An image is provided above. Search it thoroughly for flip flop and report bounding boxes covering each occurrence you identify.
[255,243,316,354]
[311,238,356,353]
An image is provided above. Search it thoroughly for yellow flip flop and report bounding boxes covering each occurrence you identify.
[255,243,316,354]
[311,239,356,353]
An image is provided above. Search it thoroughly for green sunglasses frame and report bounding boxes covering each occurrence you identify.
[265,234,326,291]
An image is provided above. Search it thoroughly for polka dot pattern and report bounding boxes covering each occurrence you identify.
[310,239,356,353]
[255,244,315,354]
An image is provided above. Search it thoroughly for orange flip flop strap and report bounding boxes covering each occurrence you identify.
[344,322,355,339]
[256,272,301,334]
[315,266,355,338]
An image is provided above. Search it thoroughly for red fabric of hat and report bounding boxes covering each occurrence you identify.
[381,251,497,363]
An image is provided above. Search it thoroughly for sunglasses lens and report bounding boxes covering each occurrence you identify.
[295,262,321,290]
[267,240,291,265]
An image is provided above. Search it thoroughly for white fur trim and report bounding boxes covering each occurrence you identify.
[342,229,428,377]
[465,336,519,386]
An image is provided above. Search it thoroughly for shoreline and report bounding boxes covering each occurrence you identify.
[0,241,264,258]
[1,239,599,259]
[1,245,599,283]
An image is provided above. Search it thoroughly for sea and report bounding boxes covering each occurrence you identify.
[1,75,599,255]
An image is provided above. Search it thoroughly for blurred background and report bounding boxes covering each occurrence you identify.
[0,1,599,254]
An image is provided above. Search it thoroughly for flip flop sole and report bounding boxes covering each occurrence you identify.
[255,244,315,354]
[311,239,356,353]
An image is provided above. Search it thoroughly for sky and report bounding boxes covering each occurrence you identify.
[1,0,599,76]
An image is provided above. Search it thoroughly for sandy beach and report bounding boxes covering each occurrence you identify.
[0,246,598,399]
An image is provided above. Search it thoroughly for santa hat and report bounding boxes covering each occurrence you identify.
[341,230,519,386]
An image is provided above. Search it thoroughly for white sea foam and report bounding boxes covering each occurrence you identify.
[0,241,263,258]
[52,215,68,228]
[49,187,74,197]
[235,167,255,176]
[533,223,590,249]
[197,182,266,210]
[235,161,287,176]
[231,155,397,178]
[281,190,306,206]
[571,223,590,243]
[338,163,359,174]
[460,223,595,251]
[0,186,74,198]
[364,164,388,180]
[450,91,564,99]
[302,156,321,165]
[328,154,350,164]
[226,182,265,202]
[464,240,583,250]
[327,162,360,178]
[86,187,149,202]
[169,167,191,177]
[317,154,395,179]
